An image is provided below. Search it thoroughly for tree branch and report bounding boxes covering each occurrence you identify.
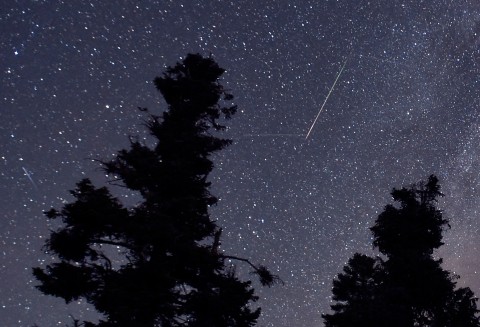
[221,254,283,287]
[91,239,134,251]
[222,255,257,270]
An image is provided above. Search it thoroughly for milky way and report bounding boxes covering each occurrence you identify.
[2,1,480,326]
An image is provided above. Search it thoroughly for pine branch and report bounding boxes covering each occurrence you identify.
[221,255,283,287]
[90,239,134,251]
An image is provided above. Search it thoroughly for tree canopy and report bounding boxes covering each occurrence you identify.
[323,175,480,327]
[33,54,278,327]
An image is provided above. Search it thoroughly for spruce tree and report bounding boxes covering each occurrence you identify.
[33,54,277,327]
[323,175,480,327]
[324,253,383,327]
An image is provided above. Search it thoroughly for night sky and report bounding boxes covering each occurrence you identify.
[2,1,480,326]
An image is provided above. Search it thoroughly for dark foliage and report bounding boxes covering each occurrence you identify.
[324,254,383,327]
[34,54,278,327]
[371,175,448,258]
[323,175,480,327]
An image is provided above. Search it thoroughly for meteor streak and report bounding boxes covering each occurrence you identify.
[305,56,349,140]
[243,133,303,137]
[22,167,39,190]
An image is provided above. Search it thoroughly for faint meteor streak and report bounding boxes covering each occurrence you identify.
[22,167,39,190]
[305,56,349,140]
[243,133,303,137]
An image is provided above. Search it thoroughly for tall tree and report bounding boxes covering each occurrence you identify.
[323,175,480,327]
[33,54,278,327]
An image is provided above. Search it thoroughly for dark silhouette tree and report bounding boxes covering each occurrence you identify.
[323,253,384,327]
[323,175,480,327]
[33,54,278,327]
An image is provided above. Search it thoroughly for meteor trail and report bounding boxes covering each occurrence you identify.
[22,167,39,190]
[305,56,349,140]
[243,133,303,137]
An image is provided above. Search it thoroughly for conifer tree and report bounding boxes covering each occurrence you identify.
[323,175,480,327]
[33,54,278,327]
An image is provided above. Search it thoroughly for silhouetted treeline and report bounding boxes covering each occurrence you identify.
[33,54,278,327]
[323,175,480,327]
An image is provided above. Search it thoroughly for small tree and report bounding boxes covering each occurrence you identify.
[323,253,383,327]
[323,175,480,327]
[34,54,278,327]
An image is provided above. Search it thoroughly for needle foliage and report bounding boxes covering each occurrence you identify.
[323,175,480,327]
[33,54,278,327]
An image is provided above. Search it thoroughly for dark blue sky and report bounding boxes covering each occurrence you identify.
[2,1,480,326]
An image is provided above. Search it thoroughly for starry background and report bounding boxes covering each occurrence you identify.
[2,0,480,326]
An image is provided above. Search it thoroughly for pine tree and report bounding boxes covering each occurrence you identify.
[33,54,278,327]
[323,175,480,327]
[323,253,383,327]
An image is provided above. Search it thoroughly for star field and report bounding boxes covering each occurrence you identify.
[2,1,480,326]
